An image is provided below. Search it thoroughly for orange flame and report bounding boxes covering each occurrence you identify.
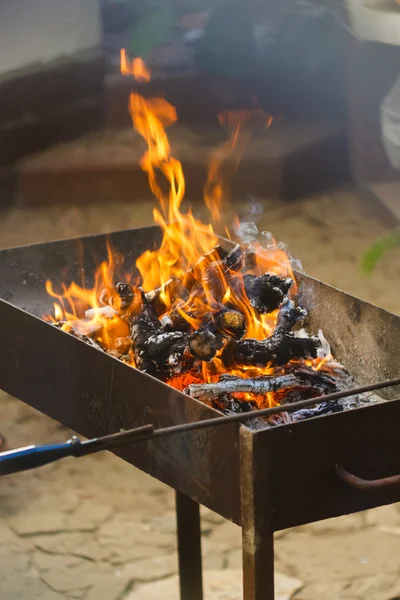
[120,49,151,82]
[204,109,273,222]
[44,53,332,407]
[44,243,132,354]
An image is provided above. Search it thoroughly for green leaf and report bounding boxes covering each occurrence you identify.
[129,7,175,58]
[361,227,400,274]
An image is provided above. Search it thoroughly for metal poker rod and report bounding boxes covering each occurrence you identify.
[1,377,399,477]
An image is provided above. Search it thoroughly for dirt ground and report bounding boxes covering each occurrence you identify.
[0,186,399,599]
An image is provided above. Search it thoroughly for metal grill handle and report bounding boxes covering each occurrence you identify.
[336,464,400,491]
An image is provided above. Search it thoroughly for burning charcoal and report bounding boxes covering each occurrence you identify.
[200,245,243,294]
[189,327,224,361]
[292,366,337,395]
[85,306,116,320]
[243,251,257,271]
[160,310,189,333]
[168,351,182,370]
[190,245,243,300]
[229,329,320,367]
[115,336,132,355]
[134,330,187,378]
[169,300,198,332]
[243,274,293,314]
[145,277,190,315]
[187,373,297,400]
[99,288,110,306]
[166,340,194,376]
[131,291,162,372]
[273,366,338,406]
[105,336,133,359]
[227,398,254,414]
[131,291,192,377]
[276,299,307,332]
[199,268,226,302]
[145,245,243,315]
[56,324,104,352]
[166,278,189,302]
[188,365,340,421]
[223,244,243,271]
[75,321,105,338]
[211,394,255,414]
[160,314,174,330]
[215,310,246,340]
[131,294,161,348]
[214,245,228,261]
[199,245,228,262]
[145,288,163,305]
[193,245,229,275]
[146,331,186,355]
[55,317,102,339]
[146,247,228,308]
[171,311,193,332]
[146,276,189,308]
[144,331,187,374]
[79,336,105,351]
[209,394,271,430]
[116,282,135,310]
[290,401,343,421]
[166,338,192,375]
[146,277,185,307]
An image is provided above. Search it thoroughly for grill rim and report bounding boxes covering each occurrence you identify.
[1,224,399,530]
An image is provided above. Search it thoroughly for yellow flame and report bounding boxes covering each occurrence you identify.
[204,109,273,222]
[44,54,331,404]
[44,243,131,352]
[120,49,151,82]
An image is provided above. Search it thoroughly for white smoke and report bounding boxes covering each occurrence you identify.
[232,194,304,273]
[233,194,262,244]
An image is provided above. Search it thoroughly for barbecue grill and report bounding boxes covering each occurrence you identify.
[1,225,399,600]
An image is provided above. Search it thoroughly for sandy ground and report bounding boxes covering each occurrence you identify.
[0,186,399,599]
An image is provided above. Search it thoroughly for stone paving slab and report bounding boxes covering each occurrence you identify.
[275,528,400,582]
[36,533,114,562]
[83,575,132,600]
[128,569,303,600]
[294,574,400,600]
[120,554,177,582]
[0,547,64,600]
[97,515,177,550]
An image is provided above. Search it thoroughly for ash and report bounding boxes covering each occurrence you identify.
[238,332,386,431]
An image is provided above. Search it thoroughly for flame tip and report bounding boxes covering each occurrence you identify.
[120,49,151,82]
[45,57,332,409]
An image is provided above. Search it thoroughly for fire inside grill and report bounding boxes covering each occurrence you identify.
[43,52,377,425]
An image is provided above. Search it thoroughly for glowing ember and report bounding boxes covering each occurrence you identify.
[44,50,346,419]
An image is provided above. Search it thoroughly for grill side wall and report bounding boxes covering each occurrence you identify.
[297,273,400,399]
[252,399,400,530]
[0,226,242,523]
[0,301,242,524]
[1,226,399,528]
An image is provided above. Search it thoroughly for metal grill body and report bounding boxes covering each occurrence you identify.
[1,226,399,599]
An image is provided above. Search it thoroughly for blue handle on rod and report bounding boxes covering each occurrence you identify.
[0,424,154,477]
[0,439,83,476]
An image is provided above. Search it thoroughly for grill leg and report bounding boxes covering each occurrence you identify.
[241,430,275,600]
[175,491,203,600]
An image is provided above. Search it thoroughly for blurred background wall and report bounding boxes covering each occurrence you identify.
[0,0,101,75]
